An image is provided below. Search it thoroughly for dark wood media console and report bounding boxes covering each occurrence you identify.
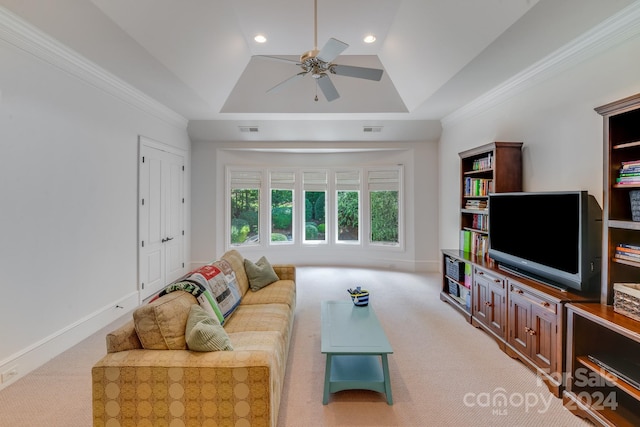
[441,249,598,397]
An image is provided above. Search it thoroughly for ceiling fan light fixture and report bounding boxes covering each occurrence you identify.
[254,34,267,43]
[364,35,376,43]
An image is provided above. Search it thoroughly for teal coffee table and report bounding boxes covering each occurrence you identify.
[321,300,393,405]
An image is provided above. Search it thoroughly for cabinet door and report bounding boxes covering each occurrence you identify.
[508,290,531,356]
[473,275,490,326]
[529,303,557,373]
[487,280,506,339]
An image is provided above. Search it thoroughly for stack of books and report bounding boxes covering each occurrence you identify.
[616,160,640,185]
[464,178,494,197]
[472,154,492,171]
[472,214,488,232]
[615,243,640,263]
[465,200,488,210]
[460,230,489,259]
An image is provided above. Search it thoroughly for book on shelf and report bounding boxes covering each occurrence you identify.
[618,243,640,252]
[621,159,640,167]
[616,177,640,183]
[614,252,640,263]
[464,263,472,289]
[460,230,472,253]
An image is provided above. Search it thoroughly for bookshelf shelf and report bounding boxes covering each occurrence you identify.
[613,140,640,150]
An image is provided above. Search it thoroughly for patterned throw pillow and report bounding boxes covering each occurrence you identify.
[185,305,233,352]
[244,256,279,291]
[153,280,225,325]
[189,262,242,322]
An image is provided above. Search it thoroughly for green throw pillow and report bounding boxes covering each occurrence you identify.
[244,256,279,291]
[185,305,233,352]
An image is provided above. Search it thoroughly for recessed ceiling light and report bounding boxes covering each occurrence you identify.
[254,35,267,43]
[364,35,376,43]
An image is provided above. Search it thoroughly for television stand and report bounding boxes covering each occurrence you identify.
[497,263,568,292]
[441,250,598,397]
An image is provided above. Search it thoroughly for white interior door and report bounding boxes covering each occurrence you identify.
[139,139,186,300]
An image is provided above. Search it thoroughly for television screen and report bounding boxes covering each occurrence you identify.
[488,191,601,292]
[489,193,579,274]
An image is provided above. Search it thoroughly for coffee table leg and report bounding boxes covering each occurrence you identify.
[381,354,393,405]
[323,354,332,404]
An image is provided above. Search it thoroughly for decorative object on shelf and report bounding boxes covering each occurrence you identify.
[613,283,640,322]
[630,190,640,221]
[348,287,369,306]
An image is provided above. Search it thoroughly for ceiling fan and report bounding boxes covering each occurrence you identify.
[255,0,384,102]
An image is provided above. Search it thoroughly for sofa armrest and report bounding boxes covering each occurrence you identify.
[272,264,295,282]
[106,319,142,353]
[93,347,278,426]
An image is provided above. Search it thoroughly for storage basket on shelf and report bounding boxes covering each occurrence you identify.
[445,256,465,282]
[613,283,640,322]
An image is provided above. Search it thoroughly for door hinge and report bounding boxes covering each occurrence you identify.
[182,165,184,171]
[142,156,145,163]
[182,263,185,268]
[141,282,145,289]
[182,198,185,203]
[141,198,144,206]
[182,230,185,236]
[141,240,144,247]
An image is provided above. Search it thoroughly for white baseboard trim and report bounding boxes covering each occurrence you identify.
[0,291,139,391]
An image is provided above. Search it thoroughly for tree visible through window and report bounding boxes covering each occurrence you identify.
[370,190,399,243]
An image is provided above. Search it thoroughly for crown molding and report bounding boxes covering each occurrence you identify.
[441,1,640,128]
[0,7,188,129]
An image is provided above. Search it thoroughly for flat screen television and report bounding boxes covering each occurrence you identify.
[488,191,602,292]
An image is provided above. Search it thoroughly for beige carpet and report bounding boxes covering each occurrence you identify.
[0,267,591,426]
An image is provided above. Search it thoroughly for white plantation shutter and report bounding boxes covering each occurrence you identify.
[230,170,262,189]
[303,171,327,191]
[368,169,399,191]
[270,171,295,189]
[336,170,360,190]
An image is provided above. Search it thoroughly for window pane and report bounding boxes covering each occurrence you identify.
[337,190,359,242]
[370,190,398,243]
[304,191,326,242]
[271,189,293,242]
[230,188,260,245]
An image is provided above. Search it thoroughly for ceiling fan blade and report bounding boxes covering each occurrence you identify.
[255,55,301,65]
[317,38,349,63]
[317,74,339,102]
[267,72,308,94]
[331,64,384,81]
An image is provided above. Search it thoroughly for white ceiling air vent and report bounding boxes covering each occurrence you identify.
[363,126,383,133]
[239,126,259,133]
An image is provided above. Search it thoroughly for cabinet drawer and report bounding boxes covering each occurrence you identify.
[509,283,557,314]
[474,266,505,289]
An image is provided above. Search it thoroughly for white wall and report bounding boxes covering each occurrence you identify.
[0,38,190,388]
[438,33,640,251]
[190,140,439,272]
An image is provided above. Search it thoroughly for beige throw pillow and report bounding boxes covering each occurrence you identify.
[244,256,279,291]
[133,291,196,350]
[185,305,233,352]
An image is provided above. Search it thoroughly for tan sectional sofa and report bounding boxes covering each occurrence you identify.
[92,250,296,427]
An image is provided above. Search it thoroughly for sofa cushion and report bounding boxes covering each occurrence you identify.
[244,256,279,291]
[133,291,196,350]
[240,279,296,308]
[189,263,242,323]
[221,249,250,295]
[185,305,233,352]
